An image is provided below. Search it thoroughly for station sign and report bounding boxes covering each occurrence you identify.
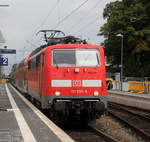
[0,57,8,66]
[0,49,16,54]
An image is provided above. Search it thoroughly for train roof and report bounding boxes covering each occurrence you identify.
[31,36,87,55]
[30,30,88,55]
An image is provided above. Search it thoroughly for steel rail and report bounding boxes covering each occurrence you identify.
[9,84,117,142]
[109,103,150,121]
[108,103,150,141]
[88,125,119,142]
[61,122,119,142]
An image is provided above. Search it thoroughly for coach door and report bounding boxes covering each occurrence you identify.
[39,53,44,94]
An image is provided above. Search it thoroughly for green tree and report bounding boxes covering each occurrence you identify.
[99,0,150,77]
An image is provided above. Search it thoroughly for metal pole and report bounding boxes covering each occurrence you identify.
[116,34,123,91]
[120,35,123,91]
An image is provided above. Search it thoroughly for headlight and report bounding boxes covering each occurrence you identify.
[55,91,61,96]
[94,91,99,96]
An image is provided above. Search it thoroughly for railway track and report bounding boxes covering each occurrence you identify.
[19,88,118,142]
[61,124,119,142]
[14,87,144,142]
[108,102,150,141]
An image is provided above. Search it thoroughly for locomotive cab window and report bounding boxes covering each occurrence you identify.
[53,49,100,67]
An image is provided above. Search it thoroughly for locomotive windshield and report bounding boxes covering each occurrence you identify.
[53,49,100,67]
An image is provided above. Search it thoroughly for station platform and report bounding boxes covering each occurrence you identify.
[108,90,150,97]
[108,90,150,111]
[0,83,74,142]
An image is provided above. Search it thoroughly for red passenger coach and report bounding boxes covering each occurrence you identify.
[11,30,107,123]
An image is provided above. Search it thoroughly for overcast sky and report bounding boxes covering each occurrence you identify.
[0,0,115,74]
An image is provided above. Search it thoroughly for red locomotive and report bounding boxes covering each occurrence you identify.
[10,30,107,123]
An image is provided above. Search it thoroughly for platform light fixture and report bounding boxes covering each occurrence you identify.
[116,34,123,91]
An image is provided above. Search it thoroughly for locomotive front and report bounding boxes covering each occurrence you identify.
[45,44,107,122]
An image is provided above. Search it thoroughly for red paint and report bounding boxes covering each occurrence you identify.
[14,44,107,98]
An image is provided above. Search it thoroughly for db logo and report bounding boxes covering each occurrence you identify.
[72,80,82,87]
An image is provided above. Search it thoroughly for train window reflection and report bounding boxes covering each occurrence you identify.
[53,49,100,67]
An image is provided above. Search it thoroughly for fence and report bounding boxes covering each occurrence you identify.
[112,81,150,94]
[0,79,7,83]
[128,81,150,93]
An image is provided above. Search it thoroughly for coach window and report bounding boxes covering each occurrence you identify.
[28,58,36,70]
[28,60,31,70]
[41,54,45,66]
[36,55,40,68]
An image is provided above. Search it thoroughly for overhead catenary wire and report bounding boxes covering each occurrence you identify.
[73,16,103,45]
[26,40,39,47]
[52,0,89,29]
[56,0,61,27]
[27,0,90,49]
[25,1,59,50]
[73,16,100,35]
[80,25,100,39]
[35,1,59,33]
[36,0,62,32]
[25,0,103,52]
[66,0,104,34]
[7,0,108,74]
[82,17,101,35]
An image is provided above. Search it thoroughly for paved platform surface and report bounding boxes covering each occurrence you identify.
[0,83,74,142]
[108,90,150,110]
[108,90,150,98]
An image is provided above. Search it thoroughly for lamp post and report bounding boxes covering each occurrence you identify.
[117,34,123,91]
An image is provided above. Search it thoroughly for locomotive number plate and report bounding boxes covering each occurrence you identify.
[72,80,82,87]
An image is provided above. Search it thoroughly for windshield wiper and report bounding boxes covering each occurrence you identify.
[96,53,100,66]
[53,57,59,68]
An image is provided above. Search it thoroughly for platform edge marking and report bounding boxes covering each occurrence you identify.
[10,84,75,142]
[5,84,37,142]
